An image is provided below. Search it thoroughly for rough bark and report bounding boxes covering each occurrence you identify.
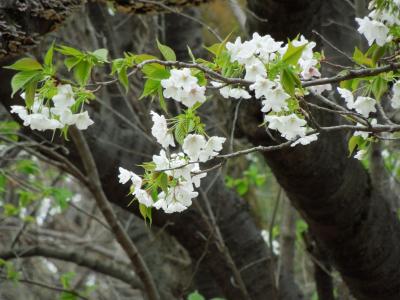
[0,0,211,58]
[244,1,400,299]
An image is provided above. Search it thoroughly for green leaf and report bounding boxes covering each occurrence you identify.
[132,54,158,64]
[4,204,20,217]
[44,42,55,66]
[142,63,166,78]
[118,67,129,92]
[282,41,307,65]
[174,122,187,145]
[348,135,364,156]
[11,70,41,96]
[140,79,160,99]
[56,45,83,57]
[371,75,388,101]
[158,172,169,193]
[91,48,109,62]
[156,40,176,61]
[74,61,92,86]
[64,57,81,71]
[16,159,38,175]
[24,80,38,108]
[353,47,373,67]
[50,187,73,210]
[144,67,170,81]
[188,291,205,300]
[60,292,78,300]
[204,43,221,56]
[5,58,43,71]
[280,67,300,96]
[158,86,168,113]
[235,179,249,196]
[61,272,75,289]
[0,174,6,193]
[371,45,386,65]
[139,203,148,220]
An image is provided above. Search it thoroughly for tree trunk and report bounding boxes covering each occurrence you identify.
[244,1,400,299]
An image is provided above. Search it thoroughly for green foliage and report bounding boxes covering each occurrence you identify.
[187,291,225,300]
[156,40,176,61]
[10,70,41,98]
[60,272,77,300]
[56,45,108,86]
[280,66,301,96]
[140,79,161,99]
[353,47,373,67]
[0,260,20,282]
[371,75,388,101]
[282,41,306,65]
[348,135,367,157]
[172,107,205,145]
[48,187,73,210]
[225,162,267,196]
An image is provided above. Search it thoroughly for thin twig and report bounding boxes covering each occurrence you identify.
[69,127,159,300]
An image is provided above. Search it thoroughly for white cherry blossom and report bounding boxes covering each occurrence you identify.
[136,189,153,207]
[249,76,276,99]
[291,133,319,147]
[75,111,94,130]
[354,149,367,160]
[244,61,267,81]
[150,111,175,148]
[337,87,355,109]
[353,96,376,117]
[52,84,75,108]
[261,87,290,112]
[182,134,207,161]
[356,16,390,46]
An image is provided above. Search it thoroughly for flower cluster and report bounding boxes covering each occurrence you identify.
[11,84,94,132]
[356,1,400,46]
[161,68,206,108]
[118,111,225,214]
[264,114,319,145]
[222,33,326,145]
[337,87,377,117]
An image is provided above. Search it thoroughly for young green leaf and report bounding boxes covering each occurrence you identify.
[118,67,129,92]
[91,48,109,63]
[24,80,38,108]
[44,42,55,66]
[282,41,307,66]
[348,135,364,156]
[371,75,388,101]
[353,47,373,67]
[187,291,205,300]
[56,45,83,57]
[140,79,160,99]
[280,67,300,96]
[74,61,92,86]
[158,86,168,113]
[11,70,41,96]
[64,57,81,71]
[5,58,43,71]
[156,40,176,61]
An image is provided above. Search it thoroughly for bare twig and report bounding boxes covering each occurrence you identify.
[0,275,89,300]
[69,127,159,300]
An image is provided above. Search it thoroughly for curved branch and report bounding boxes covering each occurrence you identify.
[0,245,143,290]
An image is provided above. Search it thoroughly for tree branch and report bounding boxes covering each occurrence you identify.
[0,245,143,290]
[68,126,160,300]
